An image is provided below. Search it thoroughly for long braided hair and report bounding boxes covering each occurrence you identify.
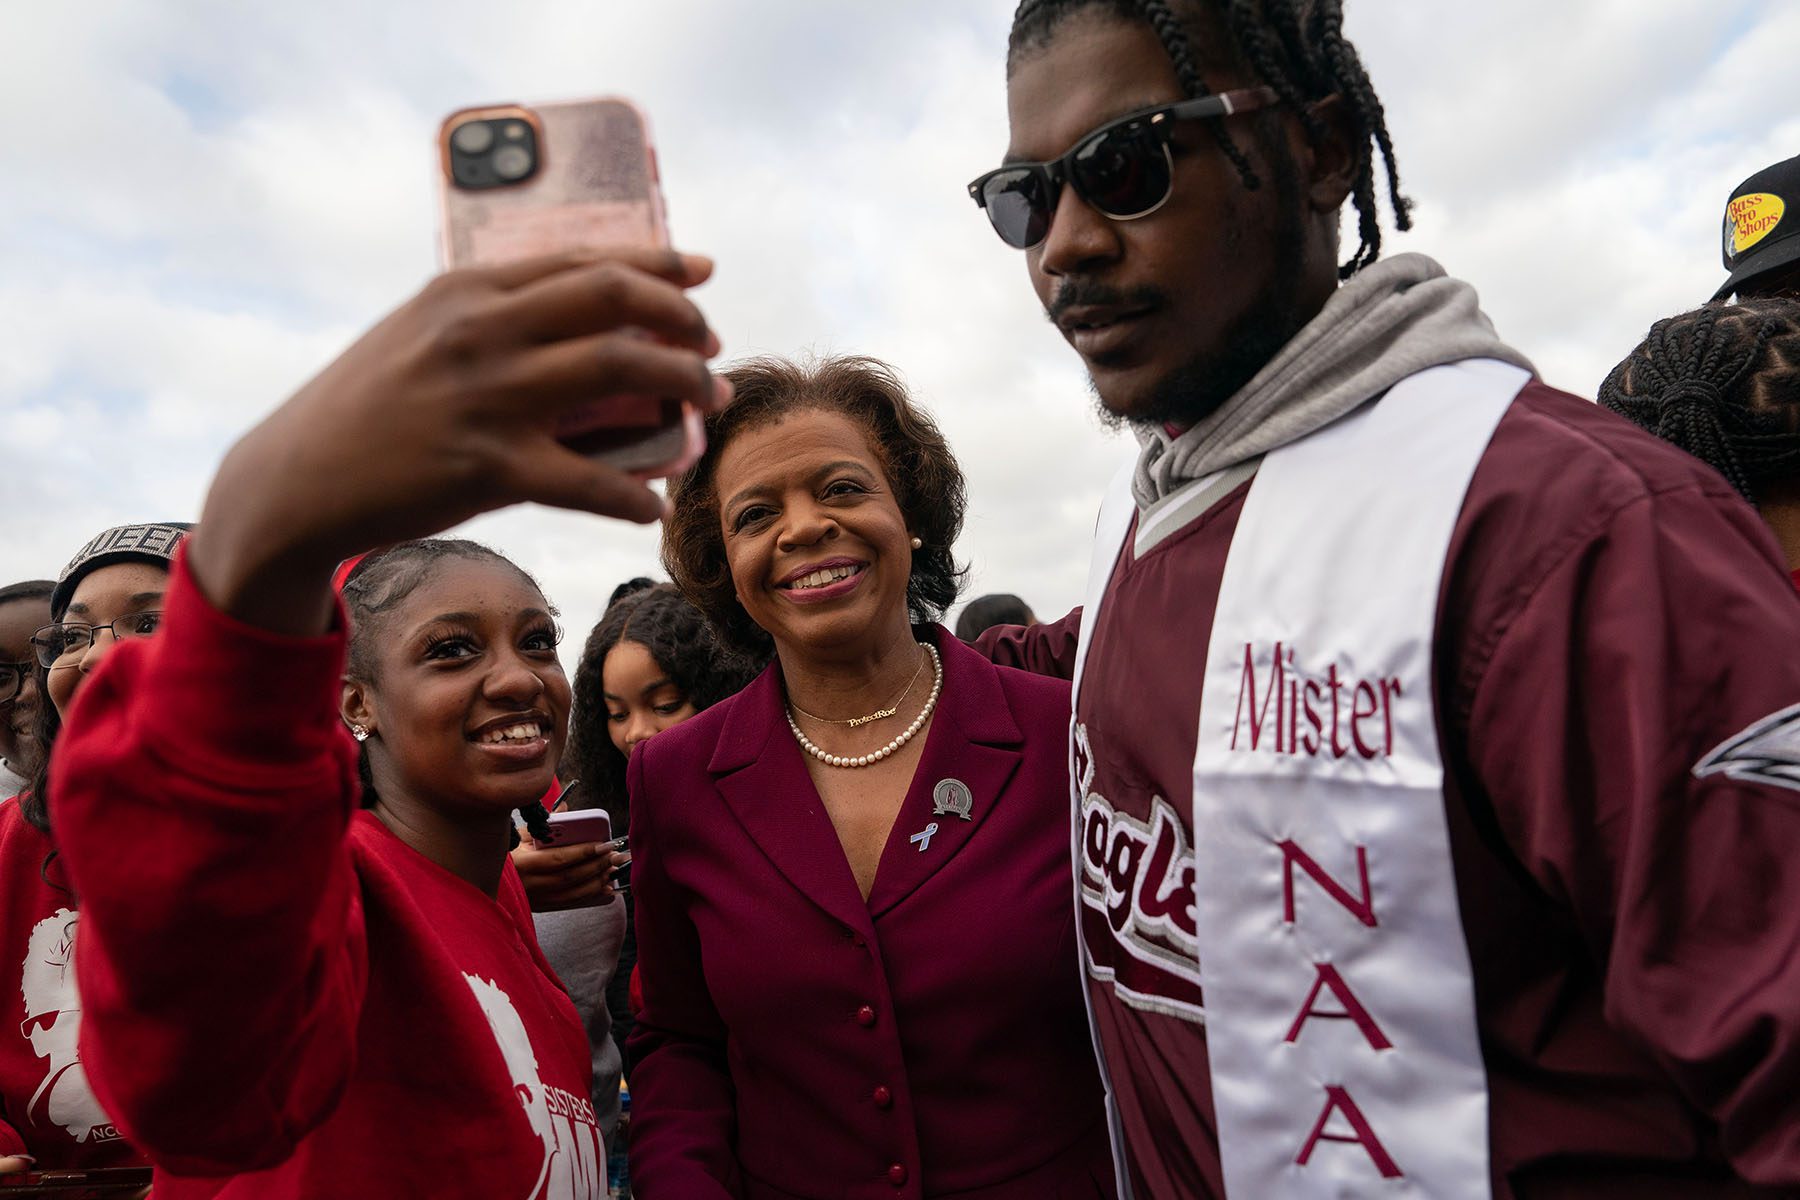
[341,538,558,843]
[1008,0,1410,277]
[1598,298,1800,504]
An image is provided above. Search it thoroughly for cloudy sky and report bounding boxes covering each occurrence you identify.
[5,1,1795,664]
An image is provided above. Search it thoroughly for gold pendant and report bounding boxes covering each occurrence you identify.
[845,707,897,728]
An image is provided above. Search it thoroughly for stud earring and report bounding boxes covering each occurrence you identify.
[350,724,369,742]
[910,537,923,550]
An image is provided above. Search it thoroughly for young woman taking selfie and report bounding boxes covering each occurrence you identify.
[46,245,732,1198]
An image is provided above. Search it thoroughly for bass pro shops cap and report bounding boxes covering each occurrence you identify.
[1715,154,1800,300]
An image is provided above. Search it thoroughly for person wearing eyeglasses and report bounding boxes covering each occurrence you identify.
[0,525,181,1183]
[0,581,53,798]
[965,1,1800,1196]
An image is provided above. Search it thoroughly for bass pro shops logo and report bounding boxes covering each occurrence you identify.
[1694,703,1800,792]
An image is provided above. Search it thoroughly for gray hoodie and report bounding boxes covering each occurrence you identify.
[1132,252,1536,509]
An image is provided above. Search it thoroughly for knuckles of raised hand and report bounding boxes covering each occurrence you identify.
[422,303,498,376]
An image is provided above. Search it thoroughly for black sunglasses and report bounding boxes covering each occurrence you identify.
[968,86,1279,250]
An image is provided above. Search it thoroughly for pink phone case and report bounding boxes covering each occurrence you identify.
[438,96,702,479]
[532,808,614,849]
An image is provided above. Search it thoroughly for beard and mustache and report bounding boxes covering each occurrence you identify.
[1046,134,1313,432]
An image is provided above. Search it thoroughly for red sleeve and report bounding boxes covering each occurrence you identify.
[622,743,741,1198]
[0,1119,30,1160]
[51,550,366,1176]
[1467,480,1800,1184]
[972,607,1082,679]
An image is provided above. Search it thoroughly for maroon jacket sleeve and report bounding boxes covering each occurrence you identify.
[51,551,367,1176]
[624,740,741,1199]
[973,607,1082,680]
[1464,477,1800,1184]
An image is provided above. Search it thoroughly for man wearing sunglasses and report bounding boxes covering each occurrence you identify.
[974,1,1800,1197]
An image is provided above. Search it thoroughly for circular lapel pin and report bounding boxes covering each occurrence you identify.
[931,778,974,821]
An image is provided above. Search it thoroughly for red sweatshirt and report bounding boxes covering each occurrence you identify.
[48,552,605,1198]
[0,800,145,1171]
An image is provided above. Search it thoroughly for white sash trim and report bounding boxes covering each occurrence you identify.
[1071,455,1143,1200]
[1192,358,1524,1196]
[1072,458,1139,696]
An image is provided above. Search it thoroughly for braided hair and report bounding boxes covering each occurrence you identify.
[341,538,558,843]
[1598,298,1800,504]
[564,584,765,828]
[1008,0,1410,277]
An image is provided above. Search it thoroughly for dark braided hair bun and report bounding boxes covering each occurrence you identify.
[1599,298,1800,505]
[565,584,767,826]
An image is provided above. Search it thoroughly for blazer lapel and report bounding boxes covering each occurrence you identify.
[710,665,876,938]
[866,629,1025,919]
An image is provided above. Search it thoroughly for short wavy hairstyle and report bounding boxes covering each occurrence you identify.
[663,355,968,655]
[564,584,766,825]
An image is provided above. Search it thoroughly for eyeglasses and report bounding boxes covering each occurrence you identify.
[0,662,30,705]
[967,86,1279,250]
[31,612,164,669]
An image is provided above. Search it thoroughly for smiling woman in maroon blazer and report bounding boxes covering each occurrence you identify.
[628,356,1115,1199]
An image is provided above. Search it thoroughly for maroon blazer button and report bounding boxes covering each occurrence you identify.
[887,1163,908,1186]
[872,1085,893,1108]
[856,1004,877,1027]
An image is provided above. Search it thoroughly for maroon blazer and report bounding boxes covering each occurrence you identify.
[626,626,1115,1200]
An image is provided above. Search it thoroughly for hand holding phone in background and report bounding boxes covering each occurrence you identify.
[512,785,631,911]
[439,97,704,480]
[511,836,629,912]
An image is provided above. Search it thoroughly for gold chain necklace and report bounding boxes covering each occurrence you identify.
[788,644,929,728]
[787,643,942,769]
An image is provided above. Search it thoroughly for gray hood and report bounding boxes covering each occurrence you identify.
[1133,252,1536,508]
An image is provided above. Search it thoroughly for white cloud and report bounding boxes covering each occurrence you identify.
[3,0,1791,662]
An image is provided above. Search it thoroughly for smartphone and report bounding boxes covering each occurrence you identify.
[531,807,614,849]
[437,96,702,479]
[0,1166,154,1194]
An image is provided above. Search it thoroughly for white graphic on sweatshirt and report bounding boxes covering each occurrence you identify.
[464,973,604,1200]
[20,909,119,1143]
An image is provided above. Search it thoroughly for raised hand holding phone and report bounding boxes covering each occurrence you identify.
[440,97,703,477]
[187,246,730,636]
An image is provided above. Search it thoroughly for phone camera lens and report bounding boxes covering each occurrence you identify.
[450,121,495,155]
[492,144,533,181]
[503,122,527,141]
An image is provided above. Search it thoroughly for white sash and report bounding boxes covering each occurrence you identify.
[1194,358,1523,1195]
[1071,358,1526,1197]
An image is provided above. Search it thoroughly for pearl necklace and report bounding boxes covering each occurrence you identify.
[786,642,942,768]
